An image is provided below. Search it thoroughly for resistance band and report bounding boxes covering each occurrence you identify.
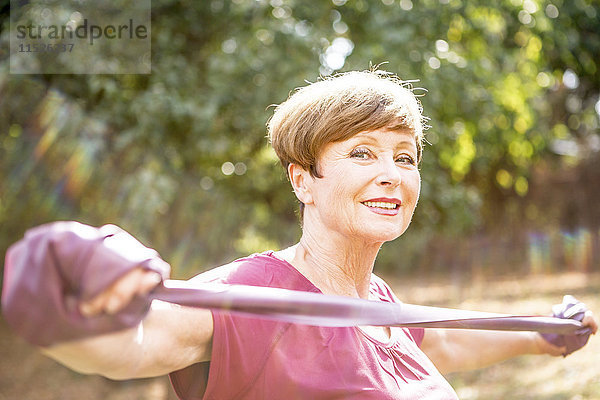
[151,280,587,335]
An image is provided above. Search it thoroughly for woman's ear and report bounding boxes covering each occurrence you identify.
[288,163,314,205]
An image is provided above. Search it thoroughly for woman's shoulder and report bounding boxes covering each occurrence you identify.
[369,273,400,303]
[187,251,308,289]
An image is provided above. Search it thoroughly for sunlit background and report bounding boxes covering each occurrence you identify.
[0,0,599,398]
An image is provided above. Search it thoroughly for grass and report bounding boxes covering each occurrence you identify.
[1,271,598,399]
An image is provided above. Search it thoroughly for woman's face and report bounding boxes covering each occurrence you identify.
[303,128,421,244]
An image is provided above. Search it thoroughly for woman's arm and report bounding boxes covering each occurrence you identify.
[3,222,214,380]
[420,329,540,374]
[40,269,214,380]
[420,312,597,374]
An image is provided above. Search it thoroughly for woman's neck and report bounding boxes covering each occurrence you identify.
[280,227,382,299]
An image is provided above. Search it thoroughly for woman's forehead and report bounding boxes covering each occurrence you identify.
[347,128,417,146]
[321,128,418,156]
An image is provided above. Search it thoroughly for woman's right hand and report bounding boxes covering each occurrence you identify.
[4,221,213,380]
[79,267,163,317]
[2,221,170,347]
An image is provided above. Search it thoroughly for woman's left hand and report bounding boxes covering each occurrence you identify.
[537,296,598,357]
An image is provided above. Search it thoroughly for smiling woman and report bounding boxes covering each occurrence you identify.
[287,128,421,248]
[268,71,425,225]
[3,70,596,400]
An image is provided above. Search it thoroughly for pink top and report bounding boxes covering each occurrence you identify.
[170,252,458,400]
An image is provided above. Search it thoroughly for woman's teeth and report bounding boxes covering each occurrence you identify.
[363,201,397,210]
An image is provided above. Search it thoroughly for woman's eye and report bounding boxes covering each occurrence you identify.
[350,148,370,159]
[396,155,416,165]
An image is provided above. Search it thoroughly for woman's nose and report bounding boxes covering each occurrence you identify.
[376,157,401,186]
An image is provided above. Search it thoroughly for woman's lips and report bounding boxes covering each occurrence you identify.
[361,198,401,216]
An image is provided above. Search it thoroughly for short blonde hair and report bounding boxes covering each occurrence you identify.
[267,70,427,178]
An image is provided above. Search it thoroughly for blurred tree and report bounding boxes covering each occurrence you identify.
[1,0,598,277]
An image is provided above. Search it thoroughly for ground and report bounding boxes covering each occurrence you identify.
[389,271,600,400]
[1,271,598,399]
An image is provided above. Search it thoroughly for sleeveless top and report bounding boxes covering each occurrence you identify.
[169,252,458,400]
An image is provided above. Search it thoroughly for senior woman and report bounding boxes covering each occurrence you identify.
[3,70,597,399]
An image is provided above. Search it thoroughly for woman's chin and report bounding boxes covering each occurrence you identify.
[350,226,405,244]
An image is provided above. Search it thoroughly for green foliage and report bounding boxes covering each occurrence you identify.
[1,0,598,276]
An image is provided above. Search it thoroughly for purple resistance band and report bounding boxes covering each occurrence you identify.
[151,280,587,335]
[1,221,592,356]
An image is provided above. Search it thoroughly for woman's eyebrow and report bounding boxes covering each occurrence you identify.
[350,133,416,150]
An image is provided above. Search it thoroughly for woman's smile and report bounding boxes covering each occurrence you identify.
[361,197,402,216]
